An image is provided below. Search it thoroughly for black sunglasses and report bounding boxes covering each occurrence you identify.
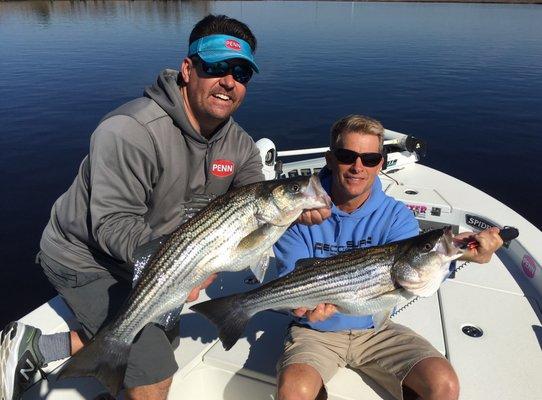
[332,148,383,167]
[199,59,253,84]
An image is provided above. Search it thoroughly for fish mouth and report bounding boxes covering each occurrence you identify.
[435,226,465,259]
[306,175,332,208]
[397,227,465,297]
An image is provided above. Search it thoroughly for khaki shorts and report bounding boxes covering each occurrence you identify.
[277,322,445,400]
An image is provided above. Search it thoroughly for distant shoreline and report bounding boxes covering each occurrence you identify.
[316,0,541,3]
[5,0,541,4]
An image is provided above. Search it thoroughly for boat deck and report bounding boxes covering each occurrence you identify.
[21,252,541,399]
[18,162,542,399]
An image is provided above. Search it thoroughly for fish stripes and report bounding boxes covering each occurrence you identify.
[191,227,464,350]
[58,175,331,395]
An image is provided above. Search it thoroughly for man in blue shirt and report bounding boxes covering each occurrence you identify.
[274,115,503,400]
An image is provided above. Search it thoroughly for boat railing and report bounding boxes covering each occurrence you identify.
[276,138,403,158]
[277,147,329,157]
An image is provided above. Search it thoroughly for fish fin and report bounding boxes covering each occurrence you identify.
[132,235,169,286]
[235,224,275,281]
[370,289,411,331]
[237,223,274,251]
[334,289,409,330]
[372,309,394,332]
[154,305,184,331]
[249,250,271,283]
[57,328,130,396]
[190,294,250,351]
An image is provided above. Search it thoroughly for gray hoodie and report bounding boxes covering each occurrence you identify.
[40,69,264,277]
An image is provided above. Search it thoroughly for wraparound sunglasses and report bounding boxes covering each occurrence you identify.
[332,148,383,167]
[199,60,253,84]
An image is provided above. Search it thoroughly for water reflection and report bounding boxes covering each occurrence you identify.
[0,0,541,330]
[0,0,217,23]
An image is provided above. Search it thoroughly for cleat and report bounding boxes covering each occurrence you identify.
[0,322,45,400]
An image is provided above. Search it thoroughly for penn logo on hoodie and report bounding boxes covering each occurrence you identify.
[211,159,235,177]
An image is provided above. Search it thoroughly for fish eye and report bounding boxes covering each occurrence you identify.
[424,243,432,251]
[291,183,300,192]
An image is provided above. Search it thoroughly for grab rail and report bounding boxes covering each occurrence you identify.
[277,139,401,158]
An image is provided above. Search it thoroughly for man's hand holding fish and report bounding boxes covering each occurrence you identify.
[456,227,503,264]
[187,274,218,302]
[293,303,338,323]
[297,207,332,225]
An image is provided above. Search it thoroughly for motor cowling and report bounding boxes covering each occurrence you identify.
[256,138,277,180]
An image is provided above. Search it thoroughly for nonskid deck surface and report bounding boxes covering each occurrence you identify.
[15,162,542,400]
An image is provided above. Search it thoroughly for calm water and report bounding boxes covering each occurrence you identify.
[0,1,541,326]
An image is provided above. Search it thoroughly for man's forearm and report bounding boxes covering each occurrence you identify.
[94,212,153,264]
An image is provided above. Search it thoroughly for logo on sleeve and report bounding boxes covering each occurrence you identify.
[211,159,235,177]
[225,40,241,51]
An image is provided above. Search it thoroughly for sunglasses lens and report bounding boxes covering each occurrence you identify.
[333,149,358,164]
[201,61,252,84]
[333,149,382,167]
[202,61,229,76]
[360,153,383,167]
[232,65,253,84]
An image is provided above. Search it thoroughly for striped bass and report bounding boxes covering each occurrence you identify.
[58,175,331,395]
[190,227,464,350]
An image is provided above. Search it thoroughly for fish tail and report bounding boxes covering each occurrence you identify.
[190,294,251,351]
[57,327,130,396]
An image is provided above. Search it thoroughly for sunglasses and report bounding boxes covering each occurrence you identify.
[332,148,383,167]
[199,59,253,84]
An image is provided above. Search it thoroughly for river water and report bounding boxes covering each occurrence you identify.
[0,1,541,326]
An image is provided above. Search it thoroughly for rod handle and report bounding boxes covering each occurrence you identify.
[499,226,519,242]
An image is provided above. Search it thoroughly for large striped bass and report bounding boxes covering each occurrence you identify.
[58,175,331,395]
[191,227,464,350]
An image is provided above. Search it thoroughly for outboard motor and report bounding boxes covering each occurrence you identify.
[256,138,278,180]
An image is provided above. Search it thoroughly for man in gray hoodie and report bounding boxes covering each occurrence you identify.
[0,14,263,400]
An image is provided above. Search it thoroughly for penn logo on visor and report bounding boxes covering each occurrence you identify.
[225,39,241,51]
[211,160,235,177]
